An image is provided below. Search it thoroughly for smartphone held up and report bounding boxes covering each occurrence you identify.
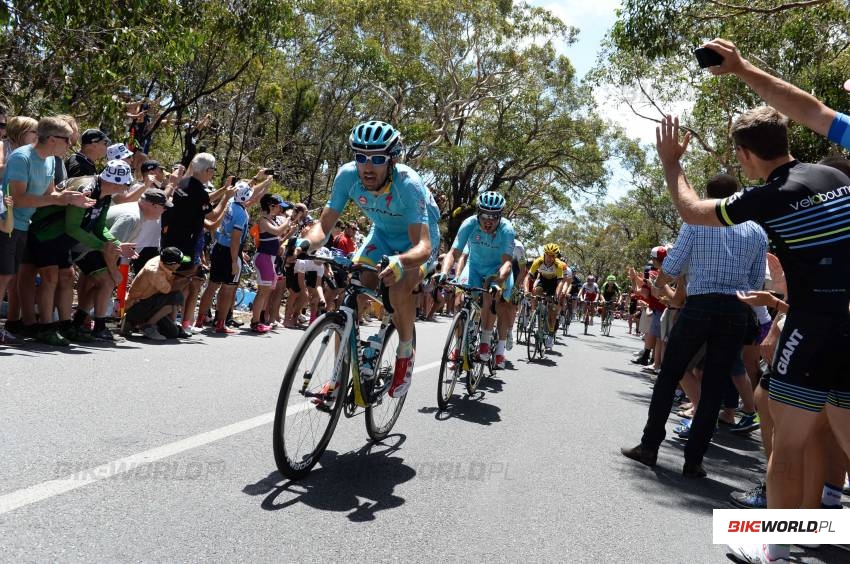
[694,47,724,68]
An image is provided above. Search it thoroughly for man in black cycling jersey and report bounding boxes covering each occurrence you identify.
[646,105,850,564]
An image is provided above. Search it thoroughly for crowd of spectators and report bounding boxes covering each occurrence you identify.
[0,103,376,346]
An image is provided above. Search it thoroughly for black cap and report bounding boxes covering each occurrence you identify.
[141,188,172,207]
[141,160,162,173]
[161,247,190,265]
[81,129,110,145]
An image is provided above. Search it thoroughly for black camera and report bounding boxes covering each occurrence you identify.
[694,47,724,68]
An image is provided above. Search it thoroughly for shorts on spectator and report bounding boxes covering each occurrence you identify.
[304,271,318,289]
[648,308,663,338]
[0,229,27,275]
[285,265,300,293]
[22,233,74,269]
[124,290,184,327]
[253,252,277,288]
[209,243,240,285]
[71,250,111,276]
[659,307,680,342]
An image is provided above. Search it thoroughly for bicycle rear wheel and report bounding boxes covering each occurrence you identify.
[273,313,348,480]
[516,304,527,344]
[437,310,466,410]
[365,323,409,441]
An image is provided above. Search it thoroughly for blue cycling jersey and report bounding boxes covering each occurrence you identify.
[327,162,431,243]
[215,200,248,247]
[828,112,850,150]
[452,215,515,270]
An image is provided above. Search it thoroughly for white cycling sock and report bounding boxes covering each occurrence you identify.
[496,340,506,355]
[397,340,414,358]
[822,482,843,507]
[481,330,492,346]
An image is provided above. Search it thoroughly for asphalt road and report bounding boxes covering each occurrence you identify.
[1,316,846,563]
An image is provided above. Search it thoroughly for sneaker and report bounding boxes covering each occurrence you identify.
[90,327,115,341]
[478,342,491,362]
[61,324,97,343]
[250,321,271,334]
[215,320,237,334]
[730,482,767,509]
[389,352,415,398]
[36,329,69,347]
[297,314,309,325]
[118,317,134,337]
[0,327,17,343]
[729,412,760,434]
[545,335,554,350]
[495,354,506,369]
[142,325,167,341]
[506,330,513,351]
[725,543,789,563]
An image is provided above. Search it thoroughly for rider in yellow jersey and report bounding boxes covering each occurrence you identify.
[525,244,572,350]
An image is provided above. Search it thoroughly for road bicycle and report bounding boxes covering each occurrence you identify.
[559,296,574,336]
[514,292,531,345]
[436,282,498,410]
[273,256,410,479]
[526,294,557,361]
[600,300,614,337]
[582,300,597,335]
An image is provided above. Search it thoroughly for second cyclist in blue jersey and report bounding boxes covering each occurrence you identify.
[301,121,440,398]
[439,192,515,369]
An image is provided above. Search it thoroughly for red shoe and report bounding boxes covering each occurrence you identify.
[495,354,506,369]
[389,352,415,398]
[312,381,339,408]
[250,322,271,334]
[477,342,491,362]
[214,320,236,334]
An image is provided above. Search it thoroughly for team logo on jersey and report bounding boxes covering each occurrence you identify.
[358,196,367,205]
[365,244,377,254]
[385,194,393,209]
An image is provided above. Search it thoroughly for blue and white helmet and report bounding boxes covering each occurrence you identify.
[234,181,253,204]
[348,121,403,156]
[477,191,506,214]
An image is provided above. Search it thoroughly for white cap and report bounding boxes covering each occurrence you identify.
[99,160,133,186]
[106,143,133,161]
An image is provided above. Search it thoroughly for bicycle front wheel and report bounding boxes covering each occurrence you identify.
[437,310,466,410]
[526,310,537,361]
[273,313,348,480]
[365,323,410,441]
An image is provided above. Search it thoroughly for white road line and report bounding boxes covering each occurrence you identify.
[0,360,441,516]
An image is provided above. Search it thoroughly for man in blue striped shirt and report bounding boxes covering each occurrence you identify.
[622,173,766,479]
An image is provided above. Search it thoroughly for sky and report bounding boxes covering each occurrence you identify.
[526,0,669,202]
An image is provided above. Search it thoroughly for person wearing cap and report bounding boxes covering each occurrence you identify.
[107,187,172,275]
[27,160,138,341]
[66,129,110,178]
[250,193,296,331]
[121,247,191,341]
[2,117,94,346]
[106,142,133,164]
[196,180,254,334]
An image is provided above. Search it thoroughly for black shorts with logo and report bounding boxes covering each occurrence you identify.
[769,310,850,411]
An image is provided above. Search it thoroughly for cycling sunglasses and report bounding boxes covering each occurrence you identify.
[478,212,500,222]
[354,153,390,166]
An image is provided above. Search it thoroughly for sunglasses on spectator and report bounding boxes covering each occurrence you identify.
[354,153,390,166]
[0,123,6,128]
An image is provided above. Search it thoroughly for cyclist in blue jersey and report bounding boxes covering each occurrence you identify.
[438,192,515,369]
[300,121,439,398]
